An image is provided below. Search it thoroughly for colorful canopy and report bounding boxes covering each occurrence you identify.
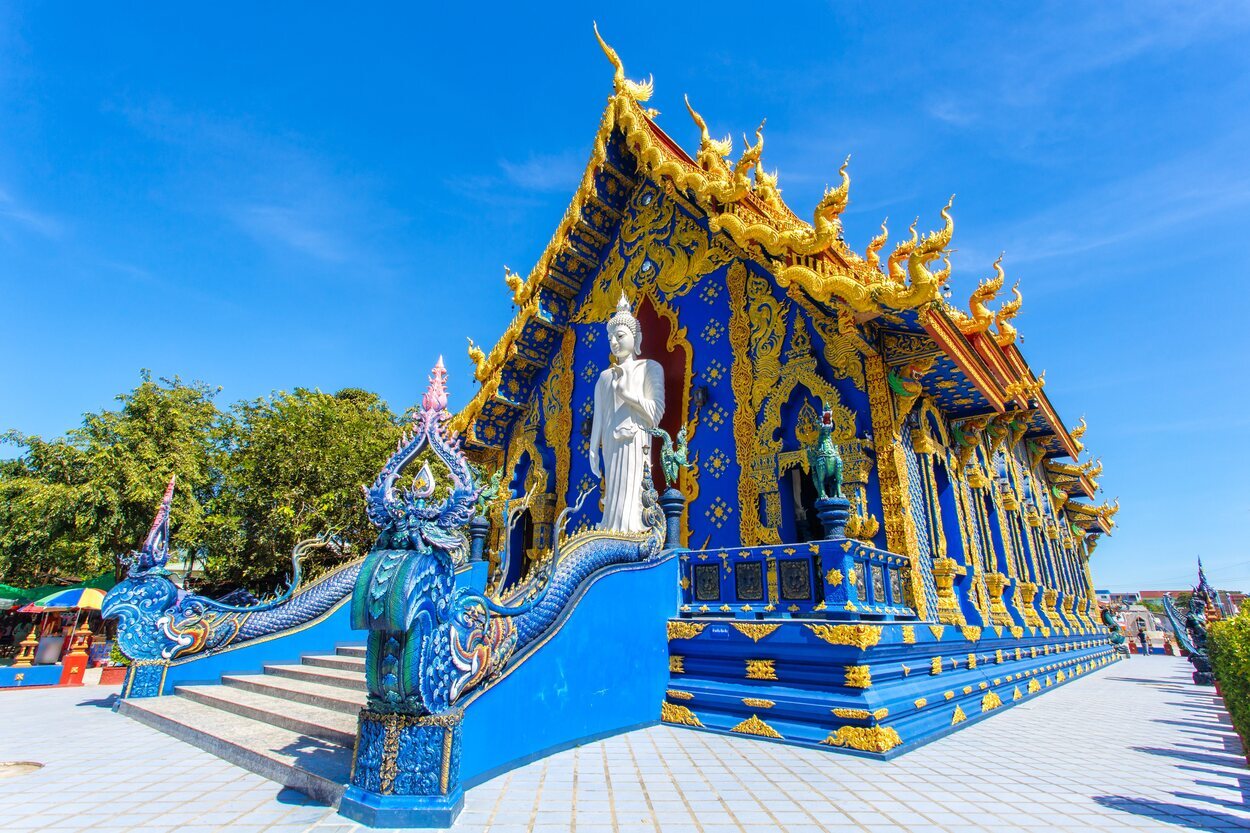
[19,587,107,612]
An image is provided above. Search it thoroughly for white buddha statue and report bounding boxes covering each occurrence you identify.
[589,293,666,533]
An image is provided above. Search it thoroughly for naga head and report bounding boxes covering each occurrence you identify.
[363,360,477,550]
[815,156,851,226]
[865,217,889,272]
[684,95,732,171]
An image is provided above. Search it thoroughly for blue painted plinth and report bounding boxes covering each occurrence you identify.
[341,708,465,828]
[338,785,464,828]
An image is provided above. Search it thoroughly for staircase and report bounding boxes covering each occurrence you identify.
[118,645,365,805]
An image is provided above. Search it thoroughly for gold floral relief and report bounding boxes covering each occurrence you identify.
[576,183,732,323]
[541,329,576,518]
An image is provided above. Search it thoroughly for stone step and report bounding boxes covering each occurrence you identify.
[222,672,366,716]
[176,683,357,745]
[302,653,366,673]
[263,663,365,691]
[335,645,366,658]
[118,694,351,807]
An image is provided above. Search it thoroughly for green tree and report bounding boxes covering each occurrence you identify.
[202,387,401,589]
[0,372,226,584]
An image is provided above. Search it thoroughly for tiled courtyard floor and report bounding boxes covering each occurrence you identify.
[1,654,1247,832]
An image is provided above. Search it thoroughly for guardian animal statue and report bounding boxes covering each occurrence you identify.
[102,475,360,697]
[647,424,693,488]
[807,403,844,501]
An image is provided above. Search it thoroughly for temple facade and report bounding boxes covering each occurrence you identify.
[103,31,1123,828]
[455,35,1116,634]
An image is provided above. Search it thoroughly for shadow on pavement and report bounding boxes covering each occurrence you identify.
[276,787,324,806]
[1134,745,1247,769]
[74,694,119,709]
[1095,796,1250,832]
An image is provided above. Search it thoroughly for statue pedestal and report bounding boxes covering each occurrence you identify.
[815,497,851,540]
[659,488,685,550]
[339,708,465,828]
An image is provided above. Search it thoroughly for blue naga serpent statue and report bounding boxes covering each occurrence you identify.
[102,475,360,690]
[351,358,666,717]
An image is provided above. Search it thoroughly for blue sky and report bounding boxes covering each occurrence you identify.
[2,3,1248,591]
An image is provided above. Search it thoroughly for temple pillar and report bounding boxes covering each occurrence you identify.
[659,488,686,551]
[1016,581,1045,629]
[931,557,966,625]
[864,354,929,621]
[983,572,1015,627]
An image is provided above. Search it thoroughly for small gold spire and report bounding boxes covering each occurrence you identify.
[963,252,1004,334]
[866,217,889,271]
[684,94,731,168]
[993,281,1023,346]
[592,22,653,102]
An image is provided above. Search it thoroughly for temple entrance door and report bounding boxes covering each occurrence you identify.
[635,295,688,493]
[504,508,534,590]
[786,468,824,543]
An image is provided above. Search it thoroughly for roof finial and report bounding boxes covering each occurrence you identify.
[593,22,653,102]
[993,281,1023,347]
[866,217,889,271]
[684,95,732,169]
[423,357,449,414]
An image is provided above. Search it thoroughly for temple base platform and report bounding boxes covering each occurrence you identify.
[663,618,1120,757]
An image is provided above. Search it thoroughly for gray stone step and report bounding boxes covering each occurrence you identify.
[222,672,366,715]
[335,645,366,658]
[175,683,356,745]
[263,662,365,691]
[118,695,351,807]
[302,653,366,673]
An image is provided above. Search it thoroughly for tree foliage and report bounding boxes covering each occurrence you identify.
[203,387,400,589]
[0,372,224,583]
[0,375,402,593]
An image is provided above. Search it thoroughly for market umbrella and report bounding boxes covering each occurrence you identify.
[24,587,107,612]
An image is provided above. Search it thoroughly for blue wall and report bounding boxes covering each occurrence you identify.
[458,552,678,788]
[0,665,62,688]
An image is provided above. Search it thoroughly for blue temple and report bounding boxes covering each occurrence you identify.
[105,28,1125,829]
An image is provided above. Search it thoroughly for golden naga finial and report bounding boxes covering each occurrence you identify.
[1070,416,1087,454]
[754,163,783,207]
[865,217,889,272]
[503,265,525,304]
[992,281,1023,347]
[962,252,1005,334]
[684,95,731,171]
[1082,456,1103,479]
[933,254,953,288]
[736,120,766,176]
[814,155,851,231]
[916,195,955,257]
[903,196,956,294]
[467,337,489,382]
[886,217,920,283]
[593,22,653,102]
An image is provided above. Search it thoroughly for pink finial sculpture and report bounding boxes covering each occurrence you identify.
[423,356,449,413]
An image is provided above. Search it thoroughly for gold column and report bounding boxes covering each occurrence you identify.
[865,354,928,621]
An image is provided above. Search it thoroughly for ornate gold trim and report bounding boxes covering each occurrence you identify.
[731,622,782,643]
[806,624,882,650]
[667,621,707,641]
[821,725,902,753]
[661,702,703,727]
[730,714,783,739]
